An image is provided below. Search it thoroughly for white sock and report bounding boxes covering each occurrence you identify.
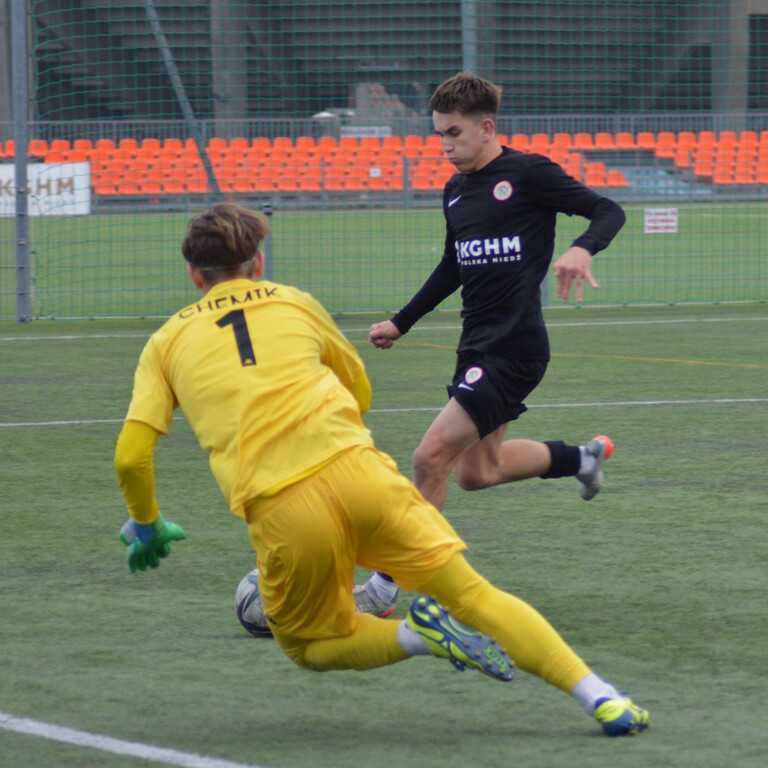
[577,445,593,475]
[571,674,622,715]
[367,573,399,602]
[396,620,429,656]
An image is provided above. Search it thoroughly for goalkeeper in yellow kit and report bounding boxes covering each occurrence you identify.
[114,202,648,737]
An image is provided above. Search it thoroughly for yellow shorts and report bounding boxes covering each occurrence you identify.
[244,445,466,642]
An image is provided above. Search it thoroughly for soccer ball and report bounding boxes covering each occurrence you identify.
[234,568,272,637]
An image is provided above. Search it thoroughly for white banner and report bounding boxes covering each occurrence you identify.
[0,162,91,216]
[644,207,678,234]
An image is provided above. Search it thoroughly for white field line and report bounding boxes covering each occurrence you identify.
[1,314,768,343]
[348,315,768,333]
[1,397,766,429]
[0,711,269,768]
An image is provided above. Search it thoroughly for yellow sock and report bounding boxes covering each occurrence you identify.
[419,553,591,693]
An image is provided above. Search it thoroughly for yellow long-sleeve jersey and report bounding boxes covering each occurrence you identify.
[120,278,373,518]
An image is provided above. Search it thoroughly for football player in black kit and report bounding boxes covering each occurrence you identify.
[358,71,626,619]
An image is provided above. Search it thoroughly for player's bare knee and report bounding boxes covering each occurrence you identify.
[454,463,490,491]
[412,442,446,480]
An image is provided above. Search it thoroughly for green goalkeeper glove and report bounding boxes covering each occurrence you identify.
[119,513,187,573]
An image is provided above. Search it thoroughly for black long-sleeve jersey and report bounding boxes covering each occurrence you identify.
[391,147,626,360]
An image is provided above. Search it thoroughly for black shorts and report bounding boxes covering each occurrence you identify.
[447,351,548,439]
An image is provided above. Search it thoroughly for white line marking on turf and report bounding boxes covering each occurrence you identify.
[1,398,766,429]
[1,315,767,342]
[345,316,768,333]
[367,397,768,413]
[0,333,153,342]
[0,711,269,768]
[0,418,126,427]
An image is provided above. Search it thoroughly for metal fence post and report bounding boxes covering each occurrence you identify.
[12,0,30,323]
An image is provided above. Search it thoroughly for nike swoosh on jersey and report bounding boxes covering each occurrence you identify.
[448,195,462,208]
[457,382,474,391]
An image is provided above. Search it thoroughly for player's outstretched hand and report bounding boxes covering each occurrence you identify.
[369,320,402,349]
[551,246,598,303]
[119,514,187,573]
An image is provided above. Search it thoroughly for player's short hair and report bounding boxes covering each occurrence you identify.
[429,71,502,118]
[182,202,271,272]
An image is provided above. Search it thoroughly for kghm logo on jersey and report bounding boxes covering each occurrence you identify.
[455,235,522,265]
[465,366,484,384]
[493,180,513,200]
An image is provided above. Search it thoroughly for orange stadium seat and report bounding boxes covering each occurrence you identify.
[606,169,630,187]
[381,135,403,151]
[141,137,161,153]
[337,136,358,152]
[160,172,187,195]
[293,136,315,152]
[734,169,755,185]
[28,139,49,158]
[117,138,138,152]
[510,134,529,151]
[365,164,397,191]
[206,137,227,153]
[712,157,735,184]
[546,148,570,166]
[693,145,715,162]
[674,148,691,169]
[614,132,636,150]
[249,172,279,193]
[528,133,549,152]
[410,165,438,190]
[228,137,249,153]
[676,131,697,150]
[713,170,735,185]
[560,152,584,180]
[95,137,116,150]
[314,136,336,153]
[271,136,293,152]
[692,160,714,178]
[73,138,94,155]
[715,147,736,165]
[62,148,89,163]
[755,159,768,183]
[94,181,119,196]
[737,131,758,152]
[403,135,424,157]
[421,135,443,155]
[293,174,322,193]
[49,138,71,153]
[655,132,676,159]
[319,164,346,191]
[717,130,737,148]
[250,137,271,152]
[410,158,453,190]
[119,168,141,195]
[359,136,381,151]
[571,133,594,150]
[635,132,656,150]
[695,131,716,151]
[583,161,608,187]
[138,168,164,195]
[594,133,616,150]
